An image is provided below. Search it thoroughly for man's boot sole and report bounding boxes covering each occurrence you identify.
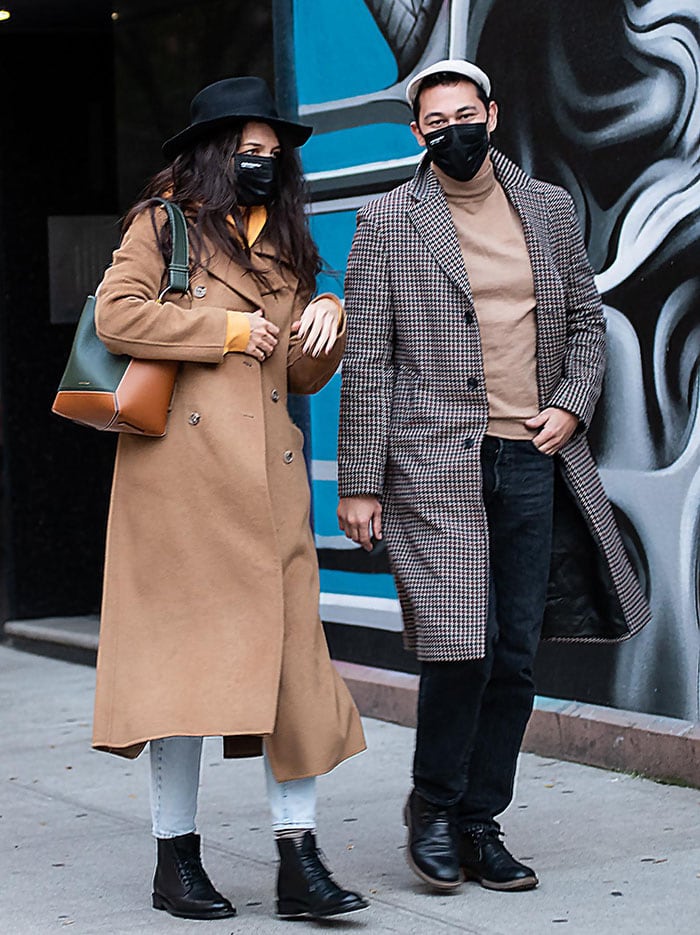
[462,869,539,892]
[277,902,370,920]
[403,804,462,892]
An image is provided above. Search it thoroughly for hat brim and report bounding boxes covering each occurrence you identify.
[162,114,313,159]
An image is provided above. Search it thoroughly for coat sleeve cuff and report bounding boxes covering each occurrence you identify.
[546,381,596,432]
[337,471,384,500]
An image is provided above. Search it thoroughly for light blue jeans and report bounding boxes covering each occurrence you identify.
[149,736,317,838]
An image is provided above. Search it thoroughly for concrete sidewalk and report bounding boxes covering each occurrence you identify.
[2,645,699,935]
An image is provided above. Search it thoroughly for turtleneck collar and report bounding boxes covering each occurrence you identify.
[431,155,497,204]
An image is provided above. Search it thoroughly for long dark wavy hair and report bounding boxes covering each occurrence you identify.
[123,123,322,298]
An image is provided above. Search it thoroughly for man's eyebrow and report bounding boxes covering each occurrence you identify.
[423,105,479,120]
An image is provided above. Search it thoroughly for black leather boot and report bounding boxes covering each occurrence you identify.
[459,824,538,891]
[275,831,369,920]
[152,832,237,919]
[403,789,461,890]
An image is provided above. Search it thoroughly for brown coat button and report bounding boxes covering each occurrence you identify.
[283,450,294,463]
[271,389,280,402]
[188,412,201,425]
[193,285,207,298]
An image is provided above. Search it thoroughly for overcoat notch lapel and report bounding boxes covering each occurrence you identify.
[408,168,475,310]
[499,179,560,319]
[494,155,567,406]
[205,249,266,309]
[253,241,296,300]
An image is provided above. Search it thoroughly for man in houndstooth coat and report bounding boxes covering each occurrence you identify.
[337,59,651,894]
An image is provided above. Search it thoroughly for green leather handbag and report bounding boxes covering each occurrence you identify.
[51,198,189,437]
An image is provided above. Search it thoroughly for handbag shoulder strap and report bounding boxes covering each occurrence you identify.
[151,196,190,299]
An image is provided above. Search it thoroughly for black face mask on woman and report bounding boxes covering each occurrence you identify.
[423,122,489,182]
[233,154,279,206]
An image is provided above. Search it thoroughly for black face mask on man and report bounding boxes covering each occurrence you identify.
[233,154,278,206]
[423,122,489,182]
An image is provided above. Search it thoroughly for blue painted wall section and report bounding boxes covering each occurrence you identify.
[291,0,422,612]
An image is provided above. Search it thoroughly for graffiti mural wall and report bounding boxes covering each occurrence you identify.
[282,0,700,720]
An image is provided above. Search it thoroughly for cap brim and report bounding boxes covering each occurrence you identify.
[162,114,313,159]
[405,59,491,106]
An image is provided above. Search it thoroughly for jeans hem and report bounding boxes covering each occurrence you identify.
[152,827,197,839]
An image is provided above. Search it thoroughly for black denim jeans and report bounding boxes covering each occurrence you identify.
[412,435,555,830]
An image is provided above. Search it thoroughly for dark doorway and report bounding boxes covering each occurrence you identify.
[0,1,274,626]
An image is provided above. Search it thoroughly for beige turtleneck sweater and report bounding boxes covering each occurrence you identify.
[434,159,539,440]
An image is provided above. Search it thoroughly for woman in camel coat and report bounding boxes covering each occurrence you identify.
[91,76,367,923]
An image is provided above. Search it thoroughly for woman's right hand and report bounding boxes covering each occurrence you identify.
[244,309,279,362]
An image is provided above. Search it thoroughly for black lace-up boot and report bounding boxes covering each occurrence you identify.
[152,832,236,919]
[404,789,462,890]
[460,824,538,891]
[275,830,369,920]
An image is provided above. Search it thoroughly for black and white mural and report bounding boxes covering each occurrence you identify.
[287,0,700,720]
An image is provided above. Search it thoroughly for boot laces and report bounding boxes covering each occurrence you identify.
[469,824,502,844]
[300,846,333,886]
[177,852,201,886]
[176,851,219,898]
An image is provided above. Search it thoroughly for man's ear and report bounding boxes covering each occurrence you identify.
[487,101,498,134]
[410,120,426,148]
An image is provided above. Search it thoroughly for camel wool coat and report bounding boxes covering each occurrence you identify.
[91,206,366,781]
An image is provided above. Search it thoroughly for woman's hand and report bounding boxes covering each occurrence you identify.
[244,309,279,362]
[291,296,342,357]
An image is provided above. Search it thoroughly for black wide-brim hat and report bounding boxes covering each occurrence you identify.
[162,76,313,159]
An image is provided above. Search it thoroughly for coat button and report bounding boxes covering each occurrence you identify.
[193,284,207,298]
[283,450,294,463]
[271,389,280,403]
[464,438,475,449]
[188,412,201,425]
[467,377,479,389]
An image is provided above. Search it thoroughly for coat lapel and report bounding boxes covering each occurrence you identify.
[205,234,295,310]
[204,248,266,308]
[491,149,561,319]
[491,148,565,406]
[252,241,297,298]
[408,158,475,308]
[407,149,563,314]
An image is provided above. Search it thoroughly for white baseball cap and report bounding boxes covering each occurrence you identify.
[405,58,492,109]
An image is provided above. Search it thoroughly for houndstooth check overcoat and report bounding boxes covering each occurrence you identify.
[338,148,652,662]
